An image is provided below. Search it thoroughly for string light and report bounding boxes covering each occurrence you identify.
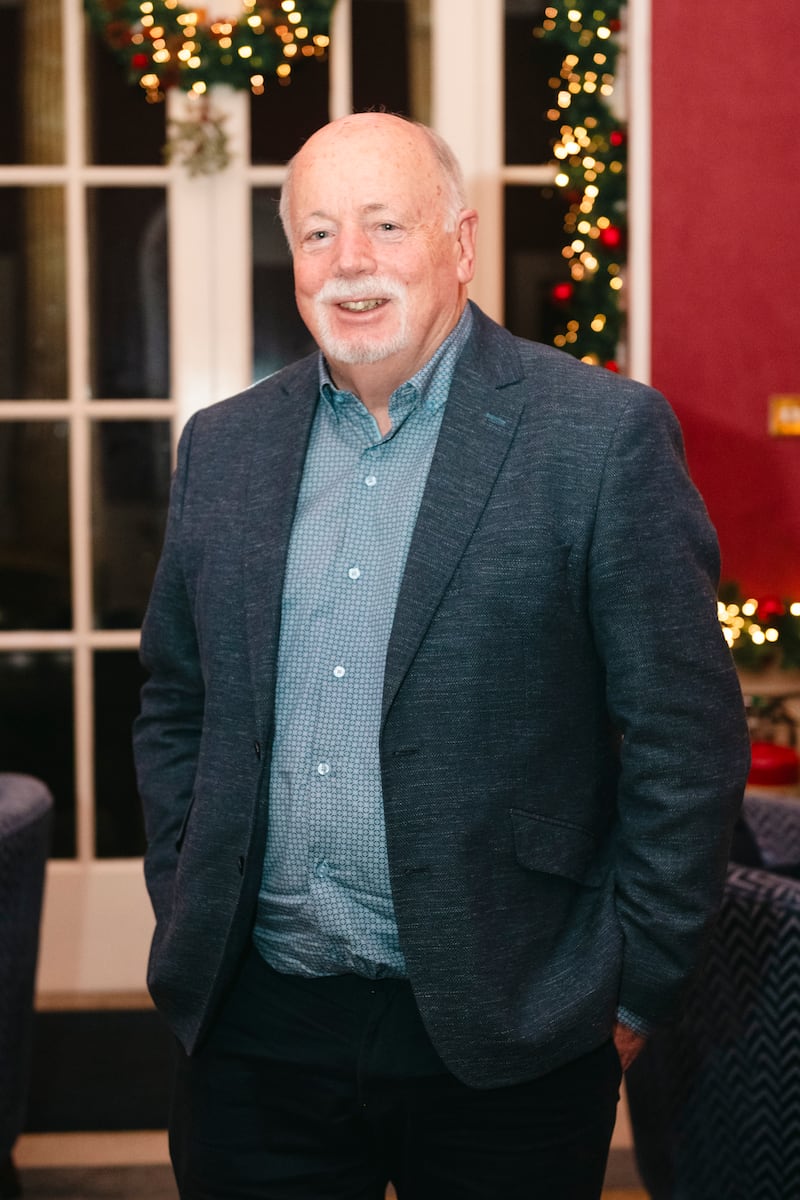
[536,1,626,371]
[85,0,334,99]
[718,587,800,669]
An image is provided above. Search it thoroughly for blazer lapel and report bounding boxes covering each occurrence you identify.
[382,309,527,720]
[242,357,319,735]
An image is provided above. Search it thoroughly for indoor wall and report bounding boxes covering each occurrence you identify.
[650,3,800,596]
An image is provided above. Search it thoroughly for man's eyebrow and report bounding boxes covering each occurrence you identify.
[299,202,402,227]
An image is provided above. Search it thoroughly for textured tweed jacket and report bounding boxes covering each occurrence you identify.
[134,303,750,1087]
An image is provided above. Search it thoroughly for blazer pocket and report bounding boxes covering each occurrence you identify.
[510,808,604,888]
[174,794,196,853]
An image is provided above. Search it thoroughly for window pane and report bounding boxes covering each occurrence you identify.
[504,185,566,345]
[95,651,147,858]
[92,421,171,630]
[352,0,413,118]
[0,188,68,400]
[0,651,75,858]
[250,60,330,164]
[505,0,564,165]
[88,189,169,399]
[1,0,64,165]
[0,421,70,630]
[87,26,166,166]
[252,189,316,381]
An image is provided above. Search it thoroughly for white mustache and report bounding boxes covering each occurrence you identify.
[315,276,405,305]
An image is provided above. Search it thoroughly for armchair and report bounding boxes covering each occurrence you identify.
[626,791,800,1200]
[0,774,52,1199]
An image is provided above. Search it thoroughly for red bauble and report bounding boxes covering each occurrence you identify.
[551,282,574,304]
[599,225,623,249]
[610,130,625,147]
[132,52,150,69]
[604,361,620,373]
[757,596,785,623]
[608,19,622,32]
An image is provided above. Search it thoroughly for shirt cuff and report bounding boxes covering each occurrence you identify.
[615,1006,653,1038]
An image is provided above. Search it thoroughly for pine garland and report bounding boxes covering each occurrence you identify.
[536,2,626,370]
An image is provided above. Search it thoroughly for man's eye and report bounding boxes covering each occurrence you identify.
[379,223,397,231]
[306,230,330,241]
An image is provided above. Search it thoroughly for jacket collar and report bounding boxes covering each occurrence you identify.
[381,304,528,720]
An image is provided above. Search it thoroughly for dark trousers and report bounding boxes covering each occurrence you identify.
[170,945,621,1199]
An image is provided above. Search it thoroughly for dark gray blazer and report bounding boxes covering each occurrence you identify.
[134,303,750,1087]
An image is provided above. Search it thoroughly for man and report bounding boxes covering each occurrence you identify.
[134,113,750,1199]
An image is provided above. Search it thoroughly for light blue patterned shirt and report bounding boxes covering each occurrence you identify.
[253,306,473,978]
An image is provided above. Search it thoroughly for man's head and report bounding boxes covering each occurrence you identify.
[279,113,478,393]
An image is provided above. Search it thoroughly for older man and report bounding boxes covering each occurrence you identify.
[134,113,749,1199]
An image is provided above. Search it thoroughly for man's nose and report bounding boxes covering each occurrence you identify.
[334,226,377,275]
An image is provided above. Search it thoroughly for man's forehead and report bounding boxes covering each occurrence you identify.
[291,159,438,222]
[299,201,401,221]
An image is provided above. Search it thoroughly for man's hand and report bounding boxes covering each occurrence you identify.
[613,1021,647,1071]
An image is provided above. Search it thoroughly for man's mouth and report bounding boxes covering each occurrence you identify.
[337,298,388,312]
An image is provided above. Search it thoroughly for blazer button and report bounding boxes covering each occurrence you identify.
[253,740,261,759]
[237,855,245,875]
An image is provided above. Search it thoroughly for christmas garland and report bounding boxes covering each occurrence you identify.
[718,584,800,672]
[84,0,336,101]
[536,2,626,370]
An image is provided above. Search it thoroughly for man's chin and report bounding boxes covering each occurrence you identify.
[320,334,408,367]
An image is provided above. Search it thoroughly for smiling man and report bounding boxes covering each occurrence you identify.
[135,113,749,1200]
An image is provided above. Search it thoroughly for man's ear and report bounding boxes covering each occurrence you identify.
[455,210,479,285]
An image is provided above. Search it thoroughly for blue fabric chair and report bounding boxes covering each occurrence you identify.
[0,774,52,1199]
[626,791,800,1200]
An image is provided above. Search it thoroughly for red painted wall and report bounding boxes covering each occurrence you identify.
[650,4,800,596]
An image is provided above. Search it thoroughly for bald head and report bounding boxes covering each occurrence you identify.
[279,113,468,249]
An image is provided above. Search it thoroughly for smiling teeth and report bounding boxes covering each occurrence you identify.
[339,299,384,311]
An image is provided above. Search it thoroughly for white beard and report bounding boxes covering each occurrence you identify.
[311,276,410,365]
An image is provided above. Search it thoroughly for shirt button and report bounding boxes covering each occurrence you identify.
[364,474,377,487]
[316,860,330,877]
[317,762,331,776]
[348,566,361,580]
[333,665,346,679]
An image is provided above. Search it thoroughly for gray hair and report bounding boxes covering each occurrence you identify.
[279,116,468,249]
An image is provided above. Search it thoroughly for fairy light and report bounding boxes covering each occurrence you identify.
[537,1,626,369]
[86,0,334,100]
[717,588,800,669]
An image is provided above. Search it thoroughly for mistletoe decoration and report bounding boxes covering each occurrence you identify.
[536,2,626,370]
[85,0,336,101]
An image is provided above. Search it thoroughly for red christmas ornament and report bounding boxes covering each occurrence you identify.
[132,52,150,69]
[604,361,620,373]
[598,225,623,250]
[610,130,625,147]
[757,596,785,623]
[608,19,622,32]
[551,282,574,304]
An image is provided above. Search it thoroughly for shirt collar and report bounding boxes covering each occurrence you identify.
[318,303,473,419]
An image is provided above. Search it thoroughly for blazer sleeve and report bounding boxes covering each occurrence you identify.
[587,385,750,1026]
[133,413,204,929]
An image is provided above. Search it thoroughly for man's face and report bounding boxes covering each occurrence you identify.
[287,116,476,388]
